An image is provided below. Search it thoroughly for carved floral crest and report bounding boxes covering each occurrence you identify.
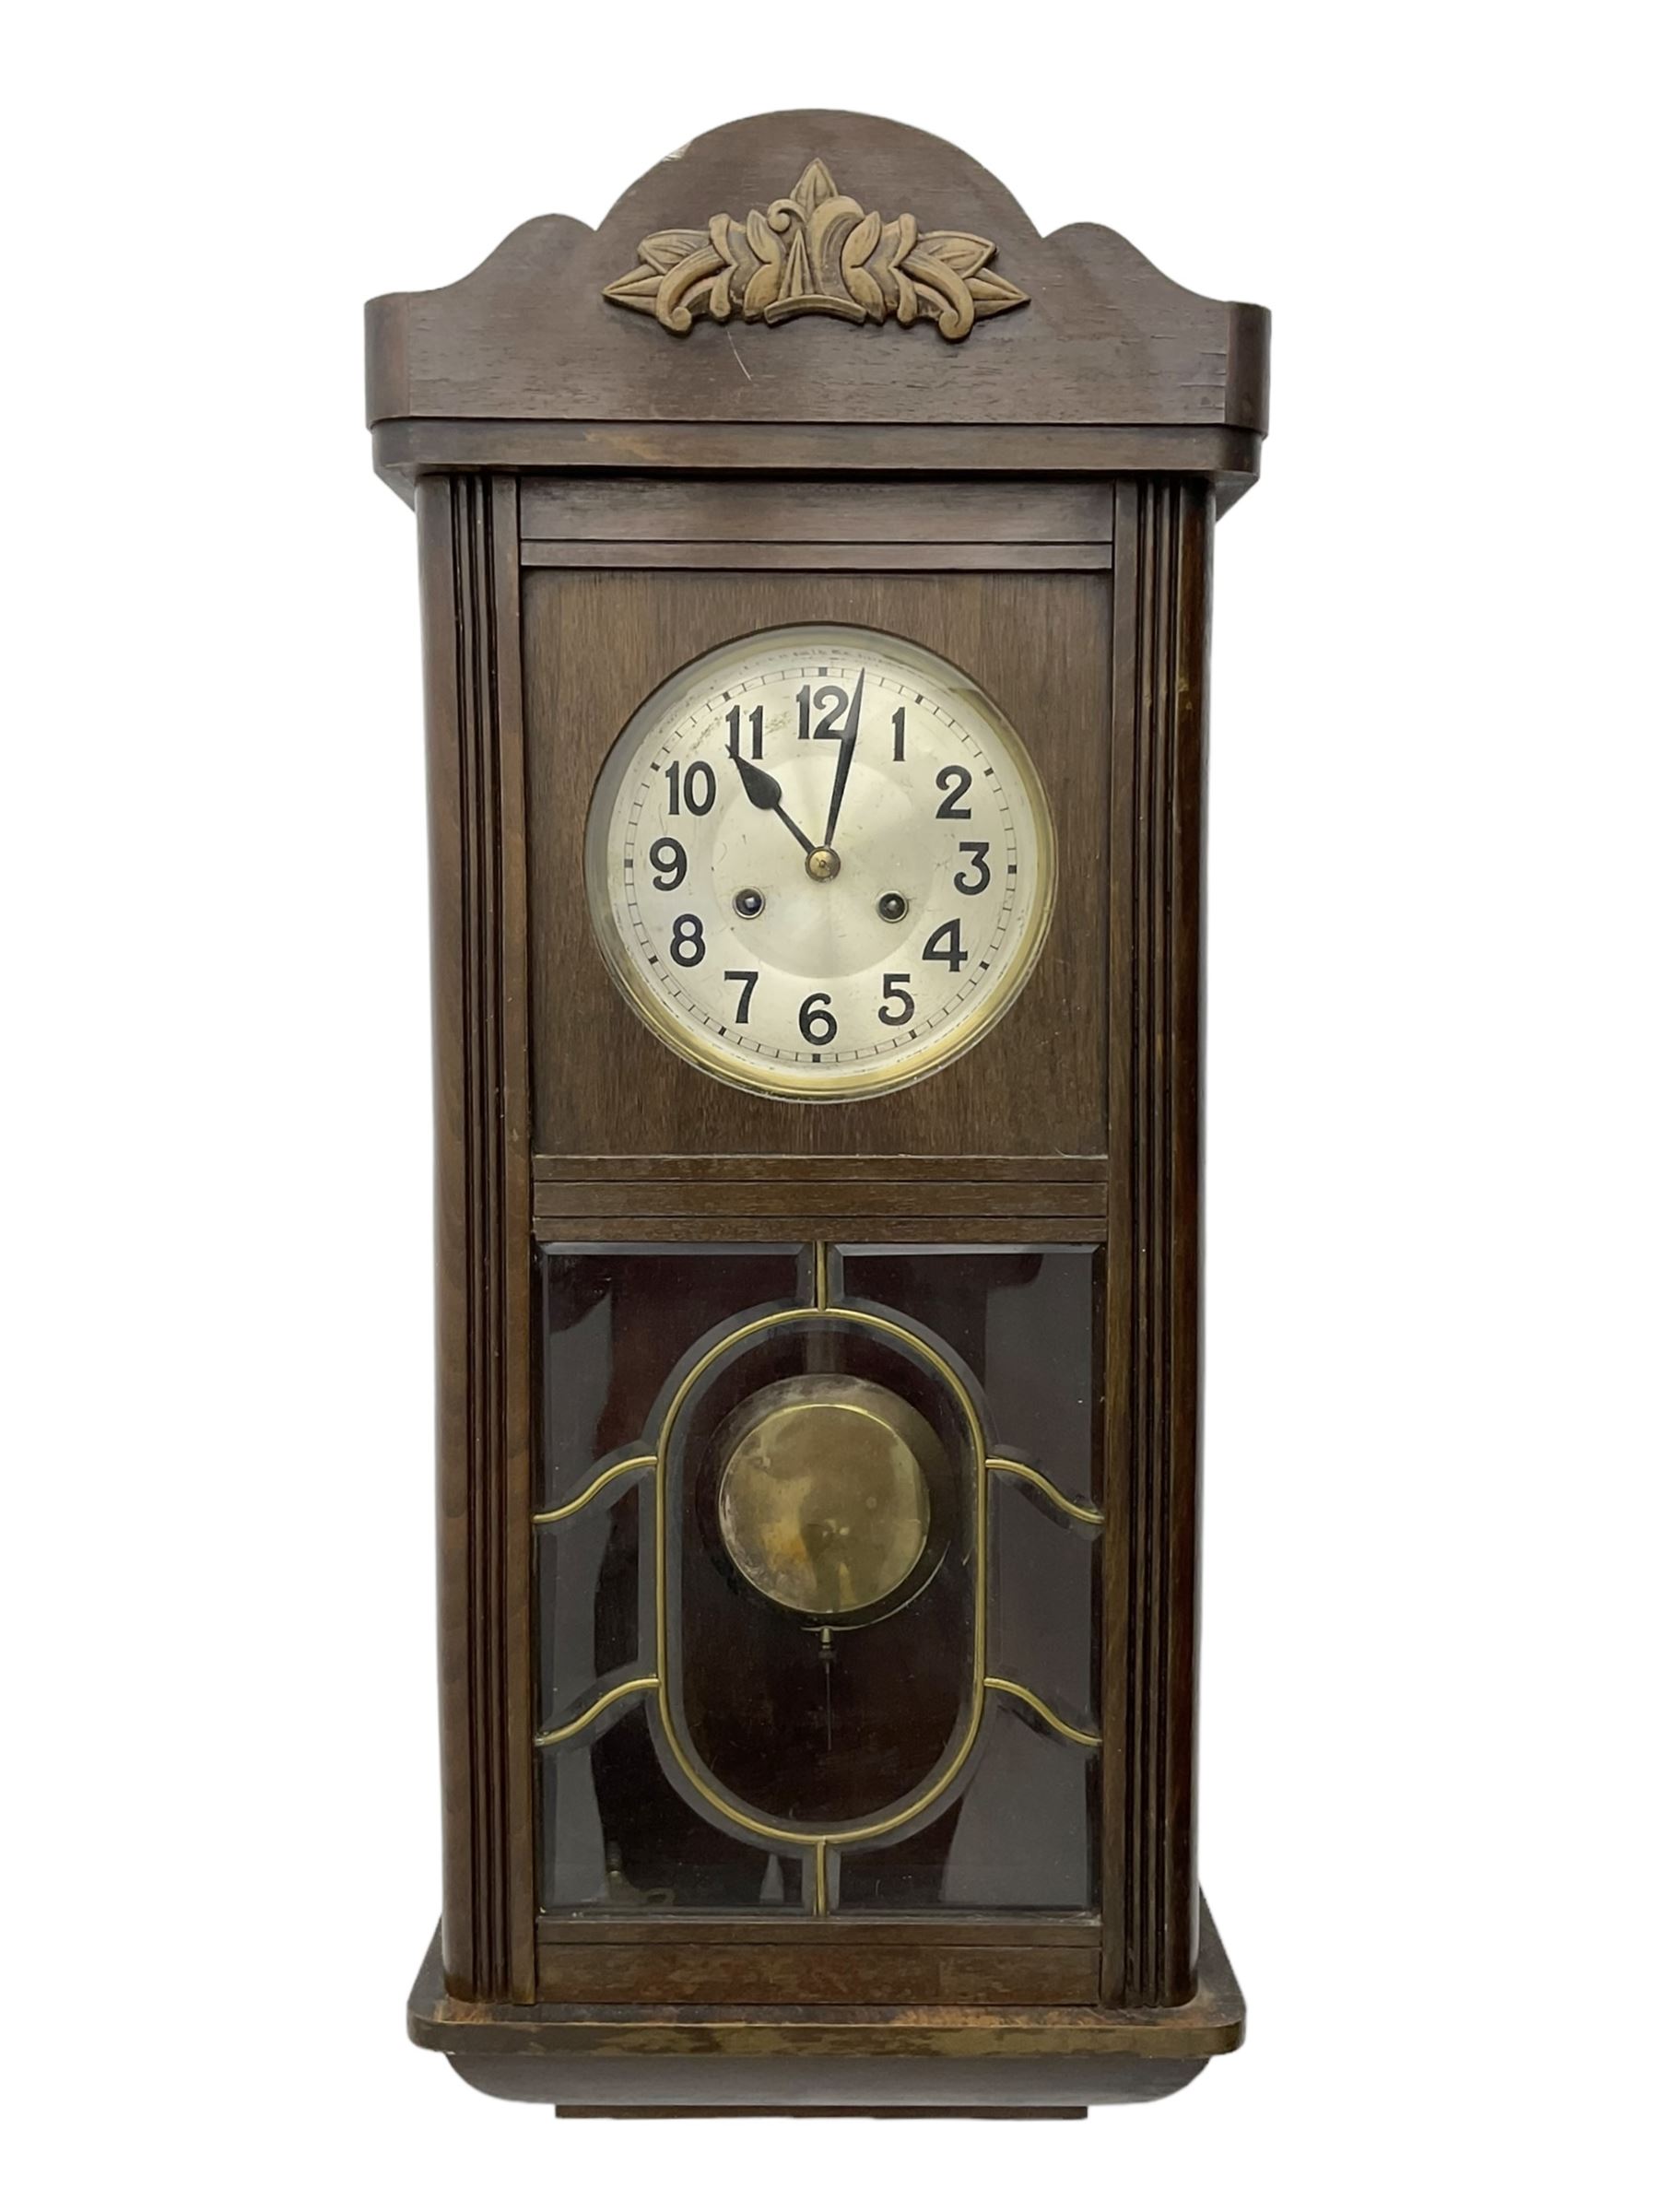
[603,159,1028,343]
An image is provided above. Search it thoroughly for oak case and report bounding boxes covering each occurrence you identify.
[371,110,1266,2113]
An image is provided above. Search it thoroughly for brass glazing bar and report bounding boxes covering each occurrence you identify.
[987,1456,1105,1527]
[532,1454,654,1526]
[985,1677,1102,1748]
[650,1299,989,1855]
[813,1841,829,1915]
[535,1677,659,1748]
[812,1241,830,1311]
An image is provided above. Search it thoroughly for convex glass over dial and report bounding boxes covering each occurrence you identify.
[585,625,1055,1100]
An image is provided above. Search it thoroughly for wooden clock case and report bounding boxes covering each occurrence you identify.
[367,110,1268,2115]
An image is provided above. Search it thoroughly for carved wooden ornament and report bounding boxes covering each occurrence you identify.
[603,158,1029,341]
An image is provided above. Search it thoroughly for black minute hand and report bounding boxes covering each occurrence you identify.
[730,743,818,858]
[821,667,865,851]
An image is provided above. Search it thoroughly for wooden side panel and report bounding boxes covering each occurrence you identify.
[418,474,535,2003]
[1105,479,1212,2007]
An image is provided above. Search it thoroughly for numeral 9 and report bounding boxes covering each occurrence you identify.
[649,836,687,890]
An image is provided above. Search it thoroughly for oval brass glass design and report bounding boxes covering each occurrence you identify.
[665,1305,980,1839]
[585,625,1056,1101]
[715,1376,940,1618]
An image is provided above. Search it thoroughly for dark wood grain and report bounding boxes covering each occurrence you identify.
[519,477,1115,545]
[374,106,1267,2104]
[408,1899,1243,2112]
[373,418,1263,507]
[520,540,1111,571]
[536,1914,1098,1945]
[535,1942,1097,2006]
[534,1153,1107,1182]
[1103,479,1211,2008]
[535,1181,1106,1218]
[418,473,535,2005]
[366,114,1266,439]
[524,569,1110,1161]
[416,1967,1242,2061]
[532,1215,1110,1244]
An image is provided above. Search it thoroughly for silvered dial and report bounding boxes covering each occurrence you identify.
[585,624,1054,1101]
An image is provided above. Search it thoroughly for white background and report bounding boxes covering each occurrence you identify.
[5,3,1653,2204]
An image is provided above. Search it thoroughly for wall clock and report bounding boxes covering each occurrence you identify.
[366,110,1270,2116]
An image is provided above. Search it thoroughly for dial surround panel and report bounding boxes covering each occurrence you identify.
[584,624,1056,1101]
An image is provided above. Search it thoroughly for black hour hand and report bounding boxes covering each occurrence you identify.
[730,741,817,857]
[731,748,782,811]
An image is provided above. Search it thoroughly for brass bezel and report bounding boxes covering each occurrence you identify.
[583,623,1058,1103]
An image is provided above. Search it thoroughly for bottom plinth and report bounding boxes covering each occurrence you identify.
[409,1900,1242,2116]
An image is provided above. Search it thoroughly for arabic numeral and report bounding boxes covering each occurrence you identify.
[878,972,914,1027]
[669,914,706,966]
[724,704,764,759]
[798,991,837,1045]
[796,683,850,741]
[934,764,972,818]
[649,836,687,891]
[923,917,968,973]
[665,759,715,816]
[953,841,991,894]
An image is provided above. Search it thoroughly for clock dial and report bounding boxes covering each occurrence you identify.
[585,625,1055,1101]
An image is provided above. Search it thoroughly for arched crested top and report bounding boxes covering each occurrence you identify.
[366,112,1268,438]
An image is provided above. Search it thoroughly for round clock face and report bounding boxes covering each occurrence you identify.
[585,624,1055,1101]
